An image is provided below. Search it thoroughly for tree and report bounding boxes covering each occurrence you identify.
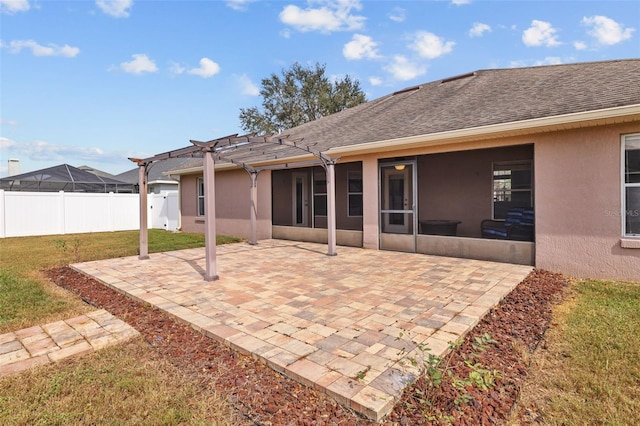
[239,62,366,134]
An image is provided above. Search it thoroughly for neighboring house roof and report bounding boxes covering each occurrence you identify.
[0,164,133,192]
[116,158,196,184]
[164,59,640,173]
[77,165,118,179]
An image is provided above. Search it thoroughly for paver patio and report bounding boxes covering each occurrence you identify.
[72,239,532,420]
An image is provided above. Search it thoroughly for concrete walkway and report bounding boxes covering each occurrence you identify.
[71,240,532,421]
[0,310,139,378]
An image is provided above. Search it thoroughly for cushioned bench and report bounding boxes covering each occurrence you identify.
[481,207,534,241]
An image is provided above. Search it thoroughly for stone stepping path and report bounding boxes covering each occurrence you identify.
[0,310,139,378]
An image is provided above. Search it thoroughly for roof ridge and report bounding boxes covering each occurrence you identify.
[474,57,640,74]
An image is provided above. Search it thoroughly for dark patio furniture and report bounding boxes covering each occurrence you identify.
[481,208,534,241]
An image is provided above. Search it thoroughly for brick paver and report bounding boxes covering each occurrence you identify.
[71,239,531,421]
[0,310,139,378]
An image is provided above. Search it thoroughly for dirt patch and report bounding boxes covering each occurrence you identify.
[45,267,567,425]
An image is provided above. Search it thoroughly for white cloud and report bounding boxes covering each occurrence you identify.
[451,0,471,5]
[522,20,560,47]
[0,0,30,14]
[0,117,18,126]
[343,34,380,60]
[169,62,186,76]
[0,137,125,163]
[119,54,157,75]
[368,76,382,86]
[226,0,254,11]
[573,41,587,50]
[2,39,79,57]
[384,55,426,81]
[239,74,260,96]
[188,58,220,78]
[0,136,16,149]
[535,56,564,66]
[279,0,365,33]
[582,15,634,45]
[509,56,569,68]
[469,22,491,38]
[96,0,132,18]
[388,7,405,23]
[280,28,292,39]
[410,31,455,59]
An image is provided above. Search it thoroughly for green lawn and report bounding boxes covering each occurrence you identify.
[0,230,241,332]
[0,230,242,425]
[512,278,640,425]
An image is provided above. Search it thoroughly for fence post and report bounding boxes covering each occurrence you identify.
[0,190,5,238]
[108,192,114,232]
[58,191,66,235]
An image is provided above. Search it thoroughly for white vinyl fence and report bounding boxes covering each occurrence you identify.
[0,190,179,238]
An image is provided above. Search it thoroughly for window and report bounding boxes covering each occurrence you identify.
[197,177,205,216]
[623,134,640,236]
[492,161,532,220]
[313,169,327,216]
[348,171,363,217]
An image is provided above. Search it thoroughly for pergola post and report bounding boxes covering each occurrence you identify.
[203,150,219,281]
[249,171,259,245]
[138,163,149,260]
[326,161,337,256]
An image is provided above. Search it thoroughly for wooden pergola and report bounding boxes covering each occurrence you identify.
[130,133,339,281]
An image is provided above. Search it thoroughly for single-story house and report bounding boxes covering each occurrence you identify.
[116,158,195,195]
[138,59,640,282]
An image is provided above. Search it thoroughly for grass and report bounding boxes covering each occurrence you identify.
[0,230,241,332]
[0,230,242,425]
[511,278,640,425]
[0,339,235,425]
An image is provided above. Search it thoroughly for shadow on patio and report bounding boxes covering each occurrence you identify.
[72,239,532,421]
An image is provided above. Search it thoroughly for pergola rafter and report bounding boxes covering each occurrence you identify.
[130,132,339,281]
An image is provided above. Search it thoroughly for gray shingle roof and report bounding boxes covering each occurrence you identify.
[163,59,640,172]
[116,158,197,184]
[278,59,640,152]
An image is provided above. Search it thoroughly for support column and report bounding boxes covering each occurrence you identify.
[138,163,149,260]
[203,150,219,281]
[326,162,337,256]
[361,156,379,250]
[249,171,259,245]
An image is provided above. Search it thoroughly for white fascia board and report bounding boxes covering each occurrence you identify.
[148,180,179,185]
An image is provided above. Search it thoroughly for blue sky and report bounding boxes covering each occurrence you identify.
[1,0,638,177]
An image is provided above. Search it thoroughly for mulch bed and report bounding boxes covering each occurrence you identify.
[45,267,567,425]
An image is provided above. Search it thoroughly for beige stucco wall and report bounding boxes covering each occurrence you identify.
[347,123,639,280]
[179,169,272,240]
[535,123,640,281]
[361,155,380,250]
[177,120,639,281]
